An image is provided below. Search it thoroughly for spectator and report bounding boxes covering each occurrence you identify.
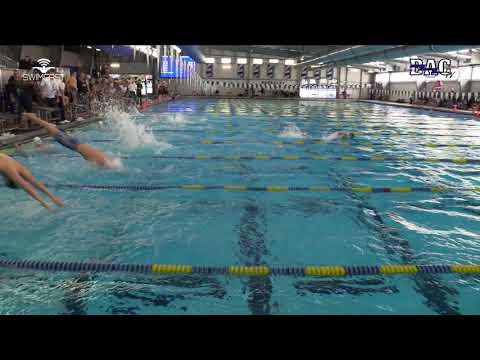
[77,73,89,96]
[32,80,47,107]
[128,80,136,99]
[19,56,32,70]
[136,78,143,106]
[40,71,59,108]
[66,72,78,105]
[5,75,17,113]
[25,56,33,70]
[12,71,34,122]
[56,75,67,117]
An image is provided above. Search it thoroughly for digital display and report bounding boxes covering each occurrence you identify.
[160,56,196,78]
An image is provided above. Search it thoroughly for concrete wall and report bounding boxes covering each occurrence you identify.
[61,51,82,67]
[20,45,52,61]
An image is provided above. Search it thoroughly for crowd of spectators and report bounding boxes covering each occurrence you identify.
[371,88,480,114]
[2,69,173,129]
[408,92,480,112]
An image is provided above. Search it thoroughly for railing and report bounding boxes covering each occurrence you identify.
[0,54,18,69]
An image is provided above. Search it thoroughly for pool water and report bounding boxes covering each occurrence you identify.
[1,98,479,315]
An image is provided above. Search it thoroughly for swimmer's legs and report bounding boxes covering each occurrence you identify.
[23,113,61,137]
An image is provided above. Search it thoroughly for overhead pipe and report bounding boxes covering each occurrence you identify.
[295,45,402,67]
[177,45,206,63]
[330,45,480,68]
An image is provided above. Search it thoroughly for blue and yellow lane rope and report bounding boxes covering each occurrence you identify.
[152,128,480,139]
[1,258,479,277]
[196,140,480,148]
[72,155,480,164]
[15,184,478,193]
[152,124,480,133]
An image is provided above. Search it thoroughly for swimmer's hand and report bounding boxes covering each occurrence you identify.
[51,195,64,207]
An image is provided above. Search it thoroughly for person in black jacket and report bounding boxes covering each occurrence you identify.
[12,72,34,120]
[136,78,143,106]
[5,75,17,113]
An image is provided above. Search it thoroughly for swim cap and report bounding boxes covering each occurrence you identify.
[33,137,42,143]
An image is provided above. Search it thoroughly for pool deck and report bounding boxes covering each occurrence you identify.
[0,96,170,153]
[358,100,478,117]
[0,117,100,153]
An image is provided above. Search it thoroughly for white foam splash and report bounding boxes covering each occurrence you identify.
[129,107,142,116]
[0,132,15,140]
[103,109,172,153]
[155,113,205,127]
[107,157,125,171]
[278,124,308,139]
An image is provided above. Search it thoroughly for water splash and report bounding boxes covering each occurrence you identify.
[103,109,172,153]
[278,124,308,139]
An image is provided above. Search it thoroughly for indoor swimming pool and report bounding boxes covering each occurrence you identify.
[0,98,479,315]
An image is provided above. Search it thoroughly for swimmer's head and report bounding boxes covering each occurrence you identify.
[33,137,42,144]
[349,132,355,139]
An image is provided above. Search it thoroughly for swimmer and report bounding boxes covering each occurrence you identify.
[323,131,355,142]
[14,137,52,154]
[23,113,118,169]
[0,153,64,209]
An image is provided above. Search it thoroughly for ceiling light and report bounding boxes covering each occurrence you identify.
[110,63,120,68]
[95,48,101,52]
[269,59,279,64]
[204,57,215,63]
[237,58,247,64]
[221,57,231,64]
[284,59,296,65]
[86,46,92,49]
[253,58,263,64]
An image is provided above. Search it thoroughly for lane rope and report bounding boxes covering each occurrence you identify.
[11,184,478,193]
[149,128,480,138]
[46,154,480,164]
[89,139,480,148]
[0,258,478,277]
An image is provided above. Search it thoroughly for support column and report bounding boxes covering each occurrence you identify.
[247,49,252,94]
[336,66,341,98]
[359,69,363,99]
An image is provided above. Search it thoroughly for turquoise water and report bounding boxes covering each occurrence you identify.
[1,98,480,315]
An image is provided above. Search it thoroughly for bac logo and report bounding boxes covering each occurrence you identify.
[410,58,454,78]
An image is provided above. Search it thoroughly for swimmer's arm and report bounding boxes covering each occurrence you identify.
[323,133,338,142]
[17,166,64,207]
[8,172,51,209]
